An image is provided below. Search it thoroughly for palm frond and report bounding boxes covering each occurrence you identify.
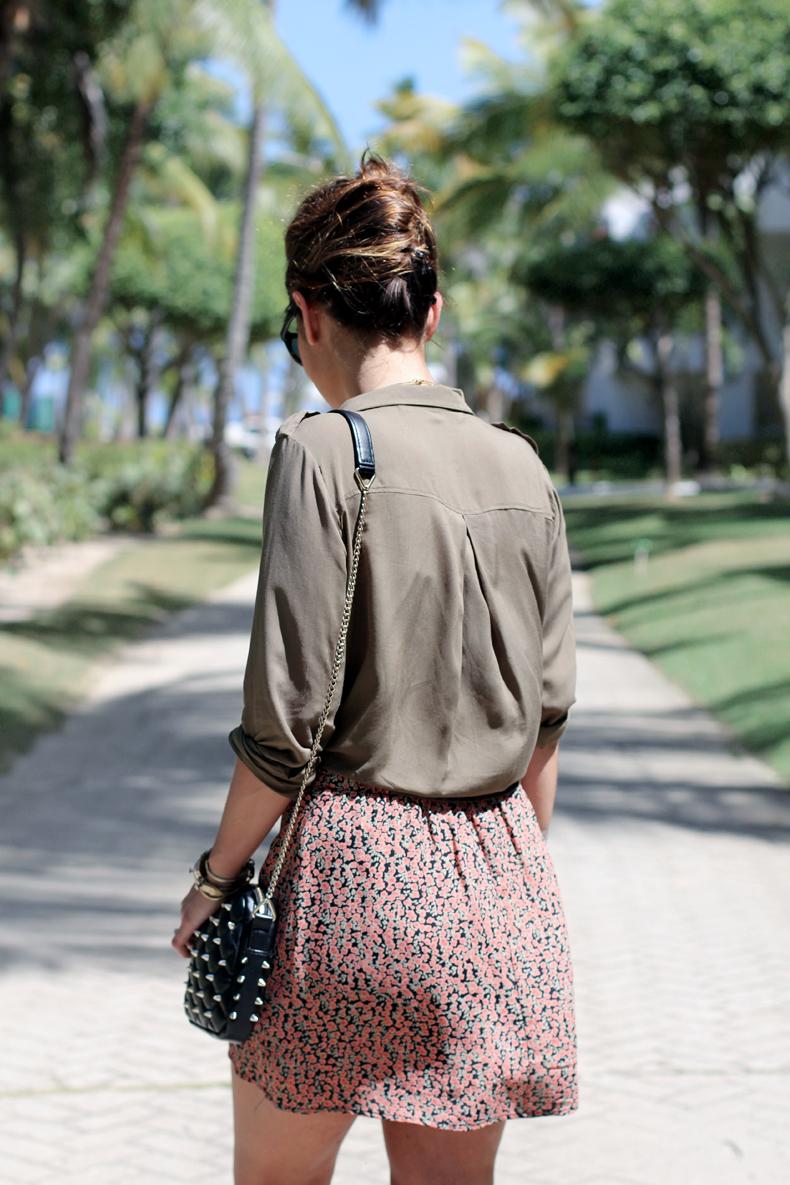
[342,0,385,24]
[195,0,348,161]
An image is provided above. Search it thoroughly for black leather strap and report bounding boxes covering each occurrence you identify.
[226,910,277,1043]
[330,408,376,479]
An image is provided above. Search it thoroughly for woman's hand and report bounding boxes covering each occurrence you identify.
[172,759,290,959]
[171,886,222,958]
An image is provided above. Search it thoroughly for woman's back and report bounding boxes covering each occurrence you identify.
[230,378,576,800]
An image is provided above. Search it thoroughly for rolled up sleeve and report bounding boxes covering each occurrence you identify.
[536,487,576,748]
[228,432,348,797]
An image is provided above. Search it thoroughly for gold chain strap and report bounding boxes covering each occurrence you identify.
[262,467,375,906]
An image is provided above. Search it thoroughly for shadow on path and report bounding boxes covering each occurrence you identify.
[1,569,788,979]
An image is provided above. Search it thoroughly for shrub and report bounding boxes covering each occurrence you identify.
[0,430,215,561]
[0,466,102,562]
[509,412,664,480]
[81,440,214,533]
[718,438,788,480]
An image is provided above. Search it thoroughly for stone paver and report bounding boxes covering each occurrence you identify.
[1,567,789,1183]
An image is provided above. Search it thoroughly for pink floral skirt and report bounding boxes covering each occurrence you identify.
[228,767,579,1131]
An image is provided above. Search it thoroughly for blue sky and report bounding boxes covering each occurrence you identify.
[276,0,524,154]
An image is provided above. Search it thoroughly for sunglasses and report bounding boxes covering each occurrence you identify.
[280,298,302,366]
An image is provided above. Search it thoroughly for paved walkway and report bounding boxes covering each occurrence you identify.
[1,568,789,1184]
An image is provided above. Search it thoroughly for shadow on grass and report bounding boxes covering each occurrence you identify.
[747,563,790,585]
[168,515,262,548]
[638,631,733,660]
[709,678,790,765]
[602,562,790,621]
[1,587,195,658]
[564,495,790,570]
[0,665,70,763]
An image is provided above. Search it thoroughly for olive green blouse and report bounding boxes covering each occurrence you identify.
[228,381,576,800]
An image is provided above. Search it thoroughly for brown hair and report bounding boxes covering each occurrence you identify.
[284,148,439,347]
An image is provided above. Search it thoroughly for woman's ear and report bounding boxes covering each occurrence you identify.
[424,291,443,343]
[292,291,322,349]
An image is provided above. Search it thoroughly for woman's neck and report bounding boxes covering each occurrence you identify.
[325,349,437,408]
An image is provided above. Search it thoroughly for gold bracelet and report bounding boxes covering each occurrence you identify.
[194,879,227,901]
[198,849,254,888]
[205,852,250,885]
[190,850,254,903]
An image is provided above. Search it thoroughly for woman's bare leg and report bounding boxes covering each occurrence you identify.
[382,1117,506,1185]
[231,1068,356,1185]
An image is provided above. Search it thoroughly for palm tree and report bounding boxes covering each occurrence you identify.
[205,0,388,509]
[57,0,207,463]
[58,0,357,468]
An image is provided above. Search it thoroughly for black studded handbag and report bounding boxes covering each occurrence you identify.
[183,407,376,1043]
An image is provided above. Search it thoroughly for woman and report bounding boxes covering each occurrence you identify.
[172,149,578,1185]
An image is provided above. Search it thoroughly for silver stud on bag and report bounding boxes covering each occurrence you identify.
[227,921,236,931]
[249,1013,259,1023]
[209,917,220,927]
[240,956,248,964]
[221,902,232,911]
[218,959,227,967]
[233,993,241,1001]
[200,953,210,962]
[229,1011,237,1020]
[257,978,266,988]
[205,974,214,982]
[262,961,271,970]
[254,997,263,1006]
[236,974,245,983]
[213,994,223,1001]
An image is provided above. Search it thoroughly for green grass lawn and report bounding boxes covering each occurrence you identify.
[563,491,790,784]
[0,457,269,774]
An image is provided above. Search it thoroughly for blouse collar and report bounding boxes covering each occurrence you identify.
[337,381,476,416]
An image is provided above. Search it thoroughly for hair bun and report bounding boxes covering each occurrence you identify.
[284,150,439,343]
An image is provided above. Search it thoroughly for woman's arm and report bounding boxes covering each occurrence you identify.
[208,757,291,877]
[520,742,559,836]
[171,758,290,958]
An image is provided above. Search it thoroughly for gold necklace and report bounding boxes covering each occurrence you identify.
[405,378,433,385]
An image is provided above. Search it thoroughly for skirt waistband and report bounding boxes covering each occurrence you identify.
[312,765,521,804]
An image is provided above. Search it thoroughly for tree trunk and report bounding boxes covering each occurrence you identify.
[0,2,22,93]
[0,229,24,410]
[19,351,41,429]
[206,99,266,509]
[652,194,777,379]
[700,281,723,472]
[693,200,723,473]
[280,358,306,421]
[655,329,682,486]
[162,344,194,439]
[16,273,53,429]
[554,406,572,485]
[58,97,153,465]
[134,311,162,439]
[780,294,790,469]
